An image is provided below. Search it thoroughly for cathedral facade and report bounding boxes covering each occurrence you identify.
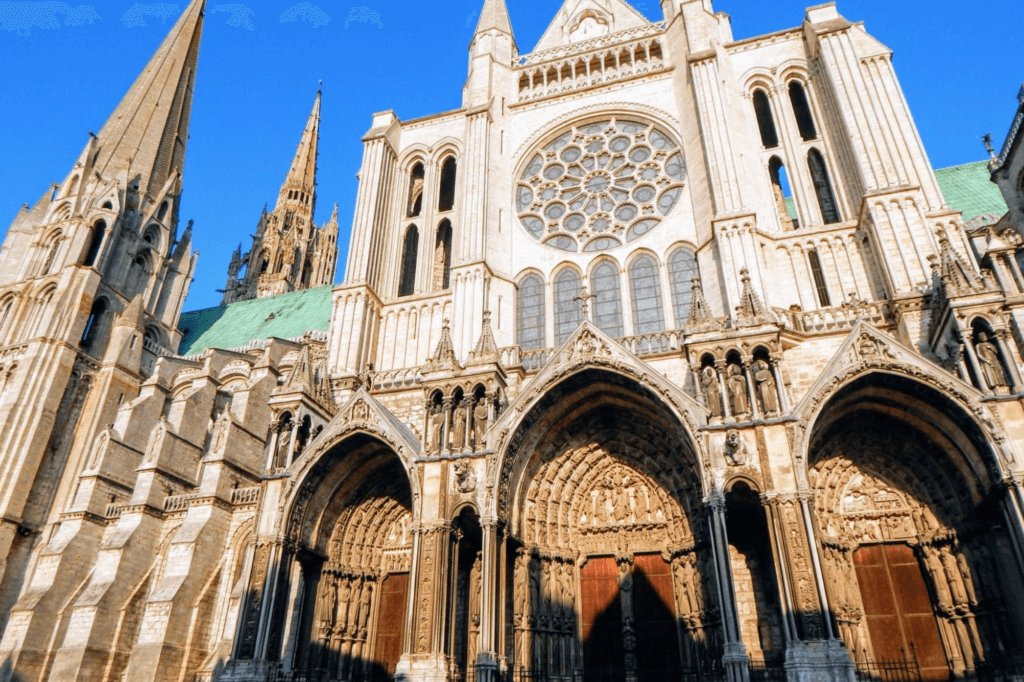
[1,0,1024,681]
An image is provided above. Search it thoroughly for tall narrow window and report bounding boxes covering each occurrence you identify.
[398,225,419,296]
[42,236,61,275]
[81,297,108,348]
[259,251,269,274]
[516,274,546,350]
[629,255,665,334]
[407,162,424,217]
[668,248,698,328]
[788,82,818,141]
[125,254,150,299]
[433,220,453,290]
[808,149,841,224]
[0,300,12,344]
[769,157,798,231]
[554,269,583,346]
[438,157,457,212]
[83,220,105,267]
[807,249,831,307]
[753,89,779,149]
[591,261,623,339]
[301,259,312,286]
[157,201,169,221]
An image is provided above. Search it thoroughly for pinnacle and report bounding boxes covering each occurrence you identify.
[277,89,321,209]
[474,0,513,37]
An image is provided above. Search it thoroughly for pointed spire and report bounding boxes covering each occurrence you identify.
[92,0,206,197]
[276,89,321,210]
[474,0,513,36]
[426,318,462,372]
[685,277,722,333]
[468,311,499,364]
[735,268,776,327]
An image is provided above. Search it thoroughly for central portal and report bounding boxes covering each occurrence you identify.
[505,379,717,682]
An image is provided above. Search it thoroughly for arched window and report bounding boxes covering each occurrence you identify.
[752,89,779,149]
[274,251,285,273]
[398,225,419,296]
[259,251,269,274]
[81,297,108,349]
[516,274,546,350]
[554,268,583,346]
[301,259,312,286]
[83,220,105,267]
[125,252,151,299]
[808,149,841,224]
[769,156,798,231]
[438,157,457,212]
[807,248,831,307]
[433,220,453,290]
[41,235,61,275]
[407,162,425,217]
[157,201,169,221]
[591,261,623,339]
[628,255,665,334]
[143,226,160,250]
[0,299,12,344]
[668,248,698,327]
[788,82,817,141]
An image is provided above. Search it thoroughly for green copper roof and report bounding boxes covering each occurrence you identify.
[935,160,1007,222]
[178,285,333,356]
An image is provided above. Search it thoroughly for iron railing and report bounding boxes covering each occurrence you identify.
[854,648,922,682]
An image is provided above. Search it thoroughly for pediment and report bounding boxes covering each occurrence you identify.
[532,0,649,53]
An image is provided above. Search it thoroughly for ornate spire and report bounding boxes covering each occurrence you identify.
[685,277,722,333]
[468,311,499,364]
[426,319,462,372]
[276,89,321,212]
[735,268,775,327]
[91,0,206,197]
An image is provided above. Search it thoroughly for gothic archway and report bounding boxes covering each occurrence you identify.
[238,433,414,681]
[501,368,719,681]
[808,372,1024,678]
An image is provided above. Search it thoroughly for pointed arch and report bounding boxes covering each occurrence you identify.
[769,156,798,231]
[752,89,779,149]
[553,266,583,346]
[81,296,109,349]
[788,81,818,141]
[516,272,546,350]
[628,253,664,334]
[808,148,841,224]
[438,156,457,212]
[407,161,424,217]
[398,224,419,297]
[667,246,698,328]
[433,219,452,291]
[590,259,623,338]
[83,219,106,267]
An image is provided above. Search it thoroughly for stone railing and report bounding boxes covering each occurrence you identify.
[499,346,555,373]
[619,330,683,357]
[163,492,201,513]
[372,367,423,390]
[105,503,123,519]
[788,302,886,334]
[518,22,667,66]
[516,42,667,104]
[231,486,262,506]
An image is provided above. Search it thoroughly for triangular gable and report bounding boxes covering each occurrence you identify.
[791,320,983,424]
[298,387,422,471]
[492,320,706,449]
[532,0,649,54]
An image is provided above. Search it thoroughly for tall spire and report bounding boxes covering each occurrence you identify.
[474,0,513,36]
[92,0,206,197]
[276,89,321,211]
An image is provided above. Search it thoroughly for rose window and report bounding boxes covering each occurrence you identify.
[516,118,685,252]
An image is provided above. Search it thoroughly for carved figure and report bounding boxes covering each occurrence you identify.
[514,553,528,619]
[955,550,978,605]
[923,549,953,609]
[358,582,373,633]
[753,359,780,414]
[337,578,352,633]
[276,425,292,466]
[453,460,477,493]
[701,366,722,418]
[452,399,467,450]
[473,398,489,450]
[976,333,1009,391]
[618,562,633,616]
[940,546,969,606]
[686,553,704,612]
[723,430,748,467]
[430,404,445,452]
[726,363,749,416]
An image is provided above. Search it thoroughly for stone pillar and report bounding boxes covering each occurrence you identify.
[762,495,797,642]
[1001,479,1024,583]
[477,519,499,680]
[994,328,1024,392]
[286,420,300,467]
[799,494,834,640]
[716,361,732,422]
[706,495,749,682]
[265,419,281,470]
[442,396,454,454]
[769,354,790,412]
[960,329,986,391]
[742,358,760,421]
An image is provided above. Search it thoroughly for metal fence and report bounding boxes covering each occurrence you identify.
[854,649,922,682]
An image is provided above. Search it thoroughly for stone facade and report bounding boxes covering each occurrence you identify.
[2,0,1024,681]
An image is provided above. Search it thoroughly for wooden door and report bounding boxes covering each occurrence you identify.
[853,544,948,680]
[372,572,409,676]
[633,553,682,680]
[581,556,624,681]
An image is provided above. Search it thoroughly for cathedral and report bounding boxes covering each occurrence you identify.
[0,0,1023,680]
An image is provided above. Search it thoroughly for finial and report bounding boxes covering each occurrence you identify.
[318,79,323,92]
[573,285,597,318]
[982,133,996,159]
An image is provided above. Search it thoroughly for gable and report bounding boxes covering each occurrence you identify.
[531,0,650,54]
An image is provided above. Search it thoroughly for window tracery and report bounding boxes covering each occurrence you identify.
[516,117,684,253]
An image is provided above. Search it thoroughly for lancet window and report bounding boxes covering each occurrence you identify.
[83,220,105,267]
[807,248,831,307]
[591,260,623,338]
[407,162,424,217]
[668,247,698,328]
[80,297,108,349]
[769,156,798,231]
[753,89,779,149]
[433,219,452,291]
[809,148,841,224]
[398,225,419,297]
[628,254,664,334]
[554,268,583,346]
[789,81,818,141]
[438,157,457,212]
[516,273,546,350]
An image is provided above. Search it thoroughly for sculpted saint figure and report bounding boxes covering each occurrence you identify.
[753,359,780,414]
[955,550,979,605]
[924,550,953,609]
[940,546,969,606]
[430,404,445,452]
[337,579,352,634]
[702,366,722,418]
[452,399,468,450]
[473,398,489,450]
[976,333,1009,391]
[727,363,749,416]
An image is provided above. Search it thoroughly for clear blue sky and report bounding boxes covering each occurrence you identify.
[1,0,1021,312]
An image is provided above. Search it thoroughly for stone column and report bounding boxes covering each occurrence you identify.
[742,358,760,421]
[477,519,500,680]
[960,329,986,391]
[265,419,281,470]
[1001,478,1024,583]
[286,420,300,467]
[706,495,749,682]
[769,354,790,412]
[715,361,732,422]
[799,494,835,640]
[442,396,454,454]
[762,495,797,642]
[994,328,1024,392]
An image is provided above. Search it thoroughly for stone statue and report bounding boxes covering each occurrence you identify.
[727,363,749,417]
[940,546,969,606]
[955,550,979,605]
[976,333,1009,391]
[358,582,373,633]
[337,578,352,634]
[685,553,704,612]
[923,549,953,609]
[618,562,633,616]
[319,574,337,626]
[276,425,292,467]
[514,553,528,619]
[753,359,779,414]
[452,399,467,450]
[723,430,748,466]
[473,398,489,450]
[430,404,445,452]
[701,366,722,418]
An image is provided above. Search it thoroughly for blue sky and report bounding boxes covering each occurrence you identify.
[1,0,1021,312]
